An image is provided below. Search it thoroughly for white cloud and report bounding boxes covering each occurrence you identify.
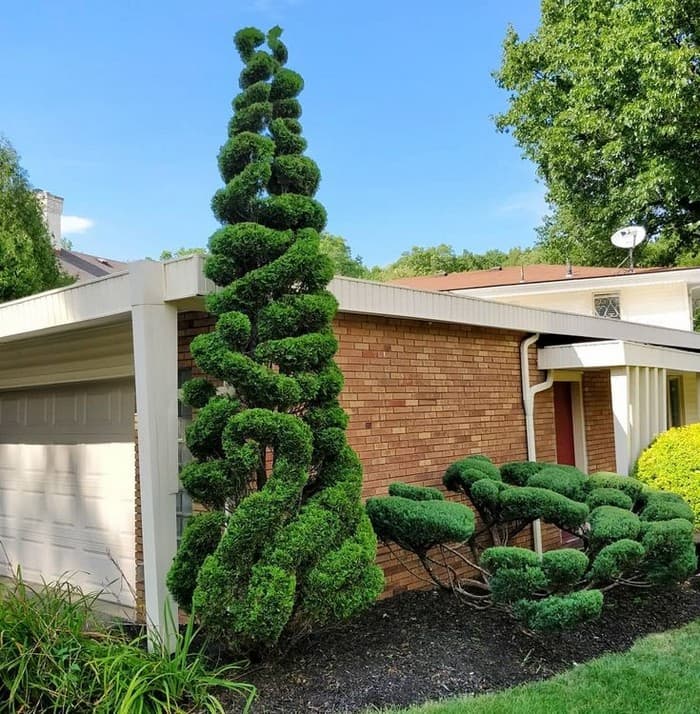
[61,215,95,235]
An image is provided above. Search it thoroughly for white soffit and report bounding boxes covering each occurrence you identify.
[538,340,700,372]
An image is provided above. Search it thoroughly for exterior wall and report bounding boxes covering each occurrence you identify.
[682,372,699,425]
[173,311,563,597]
[582,370,617,473]
[468,281,693,331]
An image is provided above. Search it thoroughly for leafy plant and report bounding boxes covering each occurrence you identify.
[634,423,700,528]
[367,457,697,630]
[167,26,383,654]
[0,570,255,713]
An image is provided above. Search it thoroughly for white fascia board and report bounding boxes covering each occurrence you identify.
[456,268,700,299]
[538,340,700,372]
[0,271,131,343]
[163,254,215,302]
[329,277,700,352]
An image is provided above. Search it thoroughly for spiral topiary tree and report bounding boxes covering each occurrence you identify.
[367,456,697,631]
[166,26,383,654]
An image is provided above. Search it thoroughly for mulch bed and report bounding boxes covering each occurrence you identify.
[234,576,700,713]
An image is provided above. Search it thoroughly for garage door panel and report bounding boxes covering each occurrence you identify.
[0,380,136,607]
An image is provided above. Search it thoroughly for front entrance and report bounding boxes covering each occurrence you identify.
[553,382,576,466]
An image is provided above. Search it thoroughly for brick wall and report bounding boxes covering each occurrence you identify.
[138,311,580,608]
[583,370,617,473]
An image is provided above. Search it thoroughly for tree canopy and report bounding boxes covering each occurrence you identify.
[0,138,68,301]
[495,0,700,267]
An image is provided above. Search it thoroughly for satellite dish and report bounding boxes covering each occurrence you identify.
[611,225,647,250]
[610,225,647,271]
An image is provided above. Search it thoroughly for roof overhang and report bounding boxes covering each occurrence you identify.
[456,267,700,298]
[538,340,700,372]
[2,255,700,355]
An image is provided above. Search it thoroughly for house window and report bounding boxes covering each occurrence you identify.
[594,294,621,319]
[177,368,194,541]
[668,375,684,428]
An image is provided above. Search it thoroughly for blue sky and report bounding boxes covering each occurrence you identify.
[2,1,543,266]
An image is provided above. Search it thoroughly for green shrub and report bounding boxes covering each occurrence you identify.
[482,547,546,604]
[541,549,589,590]
[586,472,645,504]
[528,465,587,501]
[481,546,540,572]
[586,487,633,511]
[490,566,548,604]
[640,491,695,524]
[634,424,700,528]
[513,590,604,631]
[0,573,255,713]
[443,455,501,492]
[388,482,444,501]
[169,25,383,653]
[470,478,508,520]
[500,461,545,486]
[589,506,641,550]
[590,539,645,582]
[499,486,589,531]
[641,518,697,584]
[366,496,475,552]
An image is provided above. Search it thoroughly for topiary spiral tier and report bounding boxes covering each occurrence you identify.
[166,26,383,653]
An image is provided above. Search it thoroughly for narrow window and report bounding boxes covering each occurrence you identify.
[668,375,684,428]
[593,293,621,319]
[176,367,194,541]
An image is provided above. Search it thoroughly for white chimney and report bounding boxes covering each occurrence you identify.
[35,190,64,249]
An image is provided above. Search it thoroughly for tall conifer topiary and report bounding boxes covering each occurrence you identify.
[166,26,383,653]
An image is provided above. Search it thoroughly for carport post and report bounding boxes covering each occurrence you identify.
[130,261,179,652]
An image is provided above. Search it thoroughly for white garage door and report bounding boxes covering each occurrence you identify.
[0,379,136,607]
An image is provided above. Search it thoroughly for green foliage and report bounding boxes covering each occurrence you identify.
[318,233,369,278]
[499,486,589,531]
[640,491,695,524]
[443,455,501,493]
[513,590,604,632]
[586,472,645,504]
[586,487,634,511]
[0,571,255,713]
[589,506,641,551]
[366,496,475,552]
[481,548,546,605]
[388,482,445,501]
[167,512,227,610]
[541,549,588,590]
[0,138,70,301]
[527,465,587,501]
[481,546,540,572]
[168,26,382,654]
[634,424,700,528]
[641,518,697,584]
[590,539,645,583]
[495,0,700,266]
[500,461,545,487]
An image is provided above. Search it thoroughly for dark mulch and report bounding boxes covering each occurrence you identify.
[232,576,700,713]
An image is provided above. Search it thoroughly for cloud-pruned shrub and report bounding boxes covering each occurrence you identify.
[367,456,696,631]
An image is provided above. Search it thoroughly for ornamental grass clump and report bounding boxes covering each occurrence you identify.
[367,456,697,631]
[0,572,254,713]
[167,26,383,654]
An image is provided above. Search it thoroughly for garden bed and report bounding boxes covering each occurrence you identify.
[237,578,700,713]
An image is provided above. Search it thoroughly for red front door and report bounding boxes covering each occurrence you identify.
[553,381,579,545]
[554,381,576,466]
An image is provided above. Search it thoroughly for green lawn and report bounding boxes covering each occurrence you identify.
[391,619,700,714]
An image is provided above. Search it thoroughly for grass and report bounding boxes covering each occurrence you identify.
[0,570,255,713]
[391,618,700,714]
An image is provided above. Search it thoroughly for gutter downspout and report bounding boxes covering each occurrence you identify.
[520,333,553,555]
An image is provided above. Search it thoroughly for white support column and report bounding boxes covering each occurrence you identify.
[130,261,179,652]
[610,366,632,475]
